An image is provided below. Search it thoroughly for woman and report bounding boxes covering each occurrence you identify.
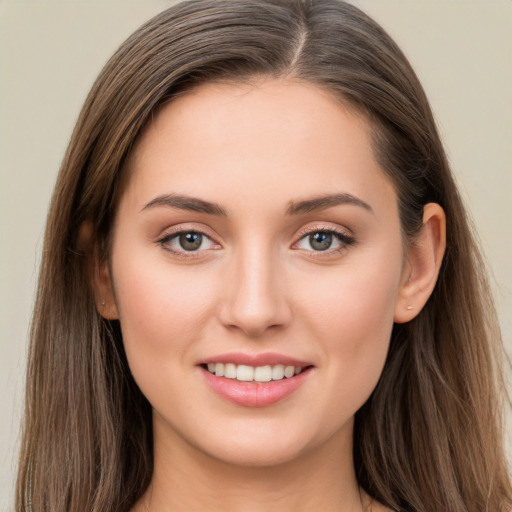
[15,0,511,511]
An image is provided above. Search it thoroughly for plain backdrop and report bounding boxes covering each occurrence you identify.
[0,1,511,509]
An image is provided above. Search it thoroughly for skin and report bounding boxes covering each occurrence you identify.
[96,79,445,511]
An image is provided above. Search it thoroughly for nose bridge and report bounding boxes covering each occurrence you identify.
[220,238,290,336]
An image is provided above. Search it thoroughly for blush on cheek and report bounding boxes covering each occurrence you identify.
[114,259,216,362]
[304,267,398,386]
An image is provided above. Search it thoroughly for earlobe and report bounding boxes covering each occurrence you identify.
[95,260,119,320]
[394,203,446,324]
[78,221,119,320]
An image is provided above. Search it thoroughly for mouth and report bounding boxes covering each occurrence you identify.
[198,354,314,407]
[200,362,311,383]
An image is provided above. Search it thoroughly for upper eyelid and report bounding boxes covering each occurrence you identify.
[294,223,353,239]
[157,224,219,242]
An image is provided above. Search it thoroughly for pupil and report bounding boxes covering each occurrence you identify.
[179,232,202,251]
[310,232,332,251]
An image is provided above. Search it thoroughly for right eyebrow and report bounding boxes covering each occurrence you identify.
[141,194,227,216]
[285,193,373,216]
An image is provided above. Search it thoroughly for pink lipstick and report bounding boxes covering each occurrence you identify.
[199,352,313,407]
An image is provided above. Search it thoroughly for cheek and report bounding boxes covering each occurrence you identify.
[111,250,218,368]
[298,251,401,337]
[313,275,396,370]
[110,253,225,418]
[292,244,403,397]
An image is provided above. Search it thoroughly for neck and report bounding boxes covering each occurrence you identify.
[135,416,363,512]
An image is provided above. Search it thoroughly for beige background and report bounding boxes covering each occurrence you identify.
[0,1,510,508]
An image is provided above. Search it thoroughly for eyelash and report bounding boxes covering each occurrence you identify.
[156,225,356,259]
[157,227,220,259]
[293,226,356,257]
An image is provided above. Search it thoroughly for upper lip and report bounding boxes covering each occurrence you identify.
[200,352,313,367]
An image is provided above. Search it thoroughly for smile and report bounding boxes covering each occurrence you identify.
[199,354,314,407]
[205,363,303,382]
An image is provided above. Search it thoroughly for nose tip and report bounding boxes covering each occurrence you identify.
[218,259,291,338]
[223,307,282,338]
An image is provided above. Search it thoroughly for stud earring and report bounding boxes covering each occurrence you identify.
[101,300,106,307]
[406,305,413,310]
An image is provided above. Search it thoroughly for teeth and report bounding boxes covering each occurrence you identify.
[254,365,272,382]
[215,363,224,377]
[236,365,254,381]
[272,364,284,380]
[224,363,237,379]
[206,363,305,382]
[284,365,295,378]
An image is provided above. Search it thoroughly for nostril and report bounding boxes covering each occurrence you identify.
[216,267,292,336]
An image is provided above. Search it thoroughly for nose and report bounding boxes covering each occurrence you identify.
[218,246,291,338]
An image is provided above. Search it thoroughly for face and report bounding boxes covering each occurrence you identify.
[102,80,408,468]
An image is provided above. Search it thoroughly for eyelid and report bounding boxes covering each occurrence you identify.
[155,222,355,258]
[156,223,222,257]
[292,223,356,254]
[294,223,354,242]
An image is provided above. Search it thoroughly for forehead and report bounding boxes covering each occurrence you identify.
[121,79,396,215]
[132,78,366,164]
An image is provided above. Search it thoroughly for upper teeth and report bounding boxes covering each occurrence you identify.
[207,363,302,382]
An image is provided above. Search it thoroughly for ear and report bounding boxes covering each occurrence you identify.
[394,203,446,323]
[78,221,119,320]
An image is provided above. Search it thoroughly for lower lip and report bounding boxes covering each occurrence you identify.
[201,367,311,407]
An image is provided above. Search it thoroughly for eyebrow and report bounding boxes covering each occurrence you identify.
[141,194,227,216]
[286,193,373,215]
[141,192,372,217]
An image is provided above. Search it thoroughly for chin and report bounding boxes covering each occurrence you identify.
[200,439,311,468]
[182,416,350,470]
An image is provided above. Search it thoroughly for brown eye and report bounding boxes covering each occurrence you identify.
[179,232,203,251]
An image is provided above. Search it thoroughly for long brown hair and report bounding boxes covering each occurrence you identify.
[16,1,511,510]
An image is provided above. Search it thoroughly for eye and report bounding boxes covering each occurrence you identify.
[294,229,355,253]
[305,232,334,251]
[177,232,206,251]
[158,230,218,255]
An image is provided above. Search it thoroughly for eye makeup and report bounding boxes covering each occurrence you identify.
[155,221,356,262]
[292,223,356,259]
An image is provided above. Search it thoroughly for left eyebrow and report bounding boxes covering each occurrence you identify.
[141,194,227,216]
[286,193,373,215]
